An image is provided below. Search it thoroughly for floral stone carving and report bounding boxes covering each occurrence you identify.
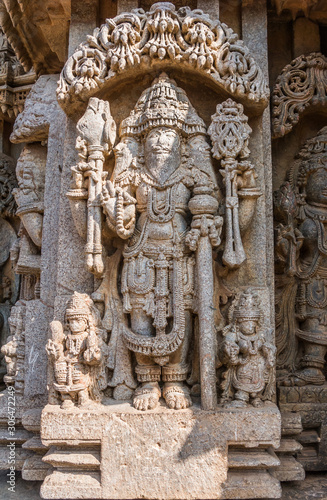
[66,73,262,412]
[46,292,108,409]
[275,127,327,386]
[220,289,276,408]
[57,2,269,112]
[272,52,327,138]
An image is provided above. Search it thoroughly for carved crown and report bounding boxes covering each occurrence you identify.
[120,73,206,137]
[65,292,91,320]
[234,289,261,320]
[297,127,327,188]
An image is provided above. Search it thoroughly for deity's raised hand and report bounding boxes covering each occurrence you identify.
[76,97,116,152]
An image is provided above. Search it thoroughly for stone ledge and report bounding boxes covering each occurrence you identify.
[40,403,281,500]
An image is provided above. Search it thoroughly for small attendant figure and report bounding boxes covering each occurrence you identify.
[220,289,276,408]
[46,292,107,409]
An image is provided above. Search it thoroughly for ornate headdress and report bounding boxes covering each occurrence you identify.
[297,127,327,189]
[65,292,90,321]
[233,289,261,320]
[120,73,206,137]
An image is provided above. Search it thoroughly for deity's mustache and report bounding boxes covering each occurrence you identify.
[150,146,171,153]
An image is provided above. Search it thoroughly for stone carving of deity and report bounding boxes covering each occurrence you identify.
[46,292,108,408]
[220,289,276,407]
[275,127,327,386]
[66,73,261,412]
[100,74,221,410]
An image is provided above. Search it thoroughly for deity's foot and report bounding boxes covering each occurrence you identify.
[251,397,263,408]
[280,368,325,387]
[77,390,93,408]
[61,398,75,410]
[133,382,161,411]
[225,399,248,408]
[163,382,192,410]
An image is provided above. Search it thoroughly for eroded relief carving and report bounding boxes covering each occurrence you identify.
[0,153,18,386]
[63,73,265,412]
[275,127,327,386]
[57,2,269,110]
[1,301,26,394]
[220,289,276,408]
[0,153,17,218]
[11,144,46,300]
[46,292,108,409]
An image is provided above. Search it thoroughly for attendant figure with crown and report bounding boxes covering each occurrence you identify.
[46,292,107,409]
[220,289,276,408]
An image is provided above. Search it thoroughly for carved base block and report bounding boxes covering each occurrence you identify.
[279,384,327,471]
[40,403,281,500]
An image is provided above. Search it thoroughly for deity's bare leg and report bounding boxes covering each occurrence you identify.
[227,389,249,408]
[78,388,90,407]
[162,311,192,410]
[131,310,161,411]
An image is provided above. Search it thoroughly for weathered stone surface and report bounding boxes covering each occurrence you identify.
[41,403,281,500]
[0,1,302,499]
[11,75,60,144]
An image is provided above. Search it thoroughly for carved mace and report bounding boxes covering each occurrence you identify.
[208,98,252,270]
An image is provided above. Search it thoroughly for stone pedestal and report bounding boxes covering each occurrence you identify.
[40,403,281,500]
[279,384,327,471]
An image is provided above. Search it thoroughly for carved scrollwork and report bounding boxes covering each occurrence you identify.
[272,52,327,138]
[0,153,17,218]
[57,2,269,110]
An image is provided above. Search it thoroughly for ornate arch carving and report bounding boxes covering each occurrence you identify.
[272,52,327,138]
[57,2,269,114]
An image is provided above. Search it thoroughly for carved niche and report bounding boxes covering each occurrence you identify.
[61,66,268,412]
[46,2,275,416]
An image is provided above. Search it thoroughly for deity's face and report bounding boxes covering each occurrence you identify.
[144,127,181,171]
[17,166,35,195]
[188,135,210,159]
[68,317,88,335]
[237,319,258,335]
[306,167,327,206]
[114,137,138,171]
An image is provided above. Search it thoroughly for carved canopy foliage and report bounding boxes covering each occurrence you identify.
[272,52,327,138]
[57,2,269,112]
